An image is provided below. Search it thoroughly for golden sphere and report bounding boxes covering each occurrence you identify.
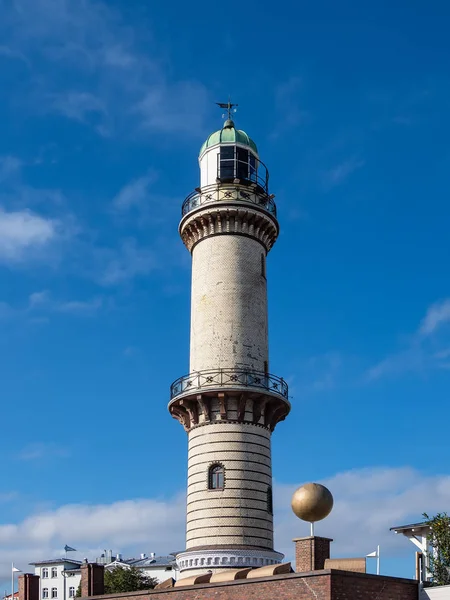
[291,483,334,523]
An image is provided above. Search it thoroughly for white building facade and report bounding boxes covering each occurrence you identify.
[29,552,177,597]
[169,114,290,577]
[30,559,81,600]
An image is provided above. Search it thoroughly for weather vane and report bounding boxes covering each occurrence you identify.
[216,97,238,120]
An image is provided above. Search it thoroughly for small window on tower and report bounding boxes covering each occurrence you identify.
[236,147,249,180]
[219,146,235,179]
[261,253,266,278]
[208,463,224,490]
[267,485,273,515]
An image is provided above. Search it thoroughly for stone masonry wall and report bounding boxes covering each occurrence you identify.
[189,234,268,373]
[186,421,273,551]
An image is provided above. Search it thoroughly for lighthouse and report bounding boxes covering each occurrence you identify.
[169,104,290,577]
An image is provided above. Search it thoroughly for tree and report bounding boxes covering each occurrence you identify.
[423,512,450,586]
[104,566,158,594]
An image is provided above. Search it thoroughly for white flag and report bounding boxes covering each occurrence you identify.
[12,567,21,573]
[366,550,377,557]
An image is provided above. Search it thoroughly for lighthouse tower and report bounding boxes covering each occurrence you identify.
[169,106,290,577]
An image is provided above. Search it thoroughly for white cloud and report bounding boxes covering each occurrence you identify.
[276,467,450,562]
[0,207,58,263]
[1,466,448,581]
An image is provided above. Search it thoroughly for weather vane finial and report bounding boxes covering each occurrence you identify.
[216,97,238,121]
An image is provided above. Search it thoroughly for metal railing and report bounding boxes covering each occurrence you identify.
[170,368,288,401]
[217,153,269,192]
[181,184,277,218]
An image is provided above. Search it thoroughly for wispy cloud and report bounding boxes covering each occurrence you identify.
[1,0,211,138]
[270,76,309,140]
[0,291,104,320]
[419,298,450,336]
[49,91,108,134]
[0,156,23,181]
[323,156,365,189]
[366,298,450,381]
[97,238,156,285]
[17,442,69,461]
[289,352,344,395]
[112,171,158,212]
[29,290,103,315]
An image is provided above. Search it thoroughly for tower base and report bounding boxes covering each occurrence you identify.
[176,548,284,577]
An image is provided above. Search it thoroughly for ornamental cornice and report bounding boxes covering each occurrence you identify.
[169,389,290,433]
[179,204,279,253]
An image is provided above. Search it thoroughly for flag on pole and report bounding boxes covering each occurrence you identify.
[64,546,77,552]
[366,545,380,575]
[12,568,21,573]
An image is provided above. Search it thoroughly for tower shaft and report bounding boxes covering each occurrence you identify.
[169,119,290,576]
[190,235,268,373]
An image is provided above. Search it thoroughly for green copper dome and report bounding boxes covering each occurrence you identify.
[199,120,258,156]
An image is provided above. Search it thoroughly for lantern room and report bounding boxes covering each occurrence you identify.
[198,119,269,193]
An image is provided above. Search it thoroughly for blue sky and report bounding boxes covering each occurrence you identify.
[1,0,450,586]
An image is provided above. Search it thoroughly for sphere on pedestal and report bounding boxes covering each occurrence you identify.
[291,483,333,523]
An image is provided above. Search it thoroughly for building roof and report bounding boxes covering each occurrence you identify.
[390,521,430,532]
[29,558,83,566]
[199,120,258,156]
[127,556,175,568]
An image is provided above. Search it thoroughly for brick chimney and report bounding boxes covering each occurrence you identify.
[18,574,40,600]
[293,536,333,572]
[80,563,104,597]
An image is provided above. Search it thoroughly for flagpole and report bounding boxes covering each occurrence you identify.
[377,545,380,575]
[11,563,14,600]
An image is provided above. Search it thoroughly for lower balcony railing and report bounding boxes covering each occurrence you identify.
[170,368,288,401]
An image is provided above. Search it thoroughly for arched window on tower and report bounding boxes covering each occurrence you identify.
[208,463,225,490]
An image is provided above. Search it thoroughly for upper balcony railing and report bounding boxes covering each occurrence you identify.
[170,367,289,402]
[217,151,269,193]
[181,183,277,218]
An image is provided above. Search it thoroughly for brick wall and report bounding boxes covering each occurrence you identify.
[81,564,104,598]
[294,537,332,572]
[18,574,40,600]
[81,569,418,600]
[331,571,418,600]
